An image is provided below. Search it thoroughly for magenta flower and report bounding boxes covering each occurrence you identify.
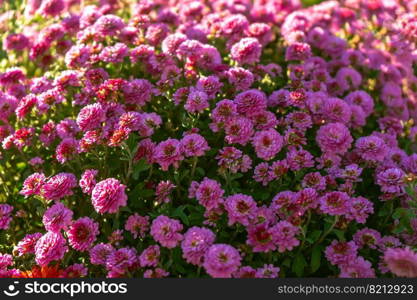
[154,139,184,171]
[67,217,99,252]
[316,122,353,155]
[20,172,46,198]
[150,215,183,248]
[384,247,417,278]
[139,245,160,268]
[180,133,210,157]
[252,129,283,161]
[91,178,127,214]
[43,202,73,232]
[353,228,381,250]
[42,172,77,201]
[231,38,262,65]
[15,233,43,256]
[325,240,358,266]
[319,191,351,216]
[34,232,68,266]
[89,243,114,266]
[125,213,149,239]
[339,256,375,278]
[203,244,241,278]
[193,178,224,210]
[270,221,300,252]
[224,194,257,226]
[355,136,388,163]
[79,169,98,195]
[181,227,215,265]
[76,103,106,131]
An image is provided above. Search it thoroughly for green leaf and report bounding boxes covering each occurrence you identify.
[306,230,322,243]
[292,253,307,277]
[132,159,150,180]
[333,229,345,241]
[311,246,322,273]
[172,206,190,226]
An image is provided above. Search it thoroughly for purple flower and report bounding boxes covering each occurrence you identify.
[91,178,127,214]
[181,227,215,265]
[43,202,73,232]
[20,172,46,198]
[139,245,160,268]
[125,213,149,239]
[376,167,405,194]
[194,178,224,210]
[316,122,353,155]
[270,221,300,253]
[67,217,99,252]
[154,138,184,171]
[355,136,388,163]
[15,233,43,256]
[0,204,13,230]
[224,194,257,226]
[180,133,210,157]
[384,247,417,278]
[285,42,312,61]
[76,103,106,131]
[252,129,283,161]
[286,147,314,171]
[184,89,209,114]
[89,243,114,266]
[150,215,183,248]
[79,169,98,195]
[94,15,125,36]
[319,191,350,216]
[325,240,358,266]
[347,196,374,224]
[106,247,138,277]
[35,232,68,266]
[203,244,241,278]
[42,173,77,201]
[353,228,381,250]
[234,89,267,116]
[339,256,375,278]
[231,38,262,65]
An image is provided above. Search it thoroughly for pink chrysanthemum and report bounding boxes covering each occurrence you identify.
[154,138,184,171]
[252,128,283,160]
[89,243,114,266]
[193,178,224,210]
[231,38,262,65]
[15,232,43,256]
[316,122,353,155]
[42,172,77,201]
[125,213,150,239]
[271,221,300,253]
[180,133,210,157]
[76,103,106,132]
[91,178,127,214]
[325,240,358,266]
[20,172,46,198]
[67,217,99,252]
[43,202,73,232]
[79,169,98,195]
[384,247,417,278]
[203,244,242,278]
[224,194,257,226]
[139,245,160,268]
[34,232,68,266]
[150,215,183,248]
[181,226,215,266]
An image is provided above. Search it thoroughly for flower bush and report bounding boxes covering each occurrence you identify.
[0,0,417,278]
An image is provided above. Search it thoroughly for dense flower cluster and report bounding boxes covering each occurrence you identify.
[0,0,417,278]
